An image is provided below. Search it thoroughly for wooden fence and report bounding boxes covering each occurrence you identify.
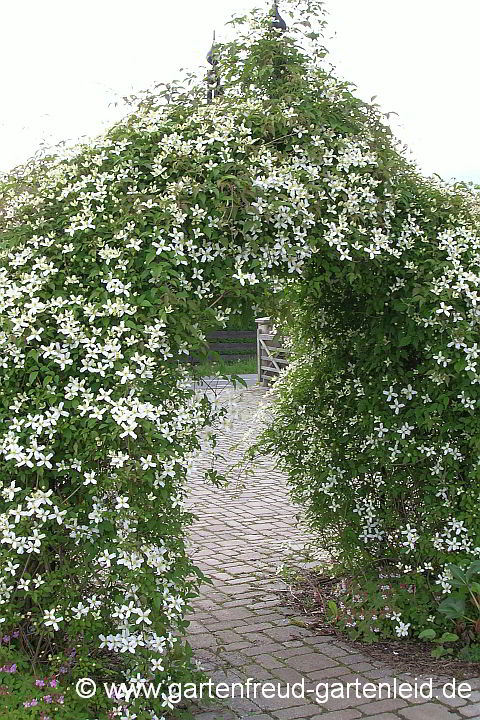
[188,330,256,364]
[256,317,290,386]
[186,319,291,384]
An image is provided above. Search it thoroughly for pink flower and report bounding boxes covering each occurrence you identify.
[24,698,38,707]
[0,664,16,673]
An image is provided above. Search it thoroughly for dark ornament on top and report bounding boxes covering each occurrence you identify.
[206,31,223,103]
[206,30,216,66]
[271,1,287,31]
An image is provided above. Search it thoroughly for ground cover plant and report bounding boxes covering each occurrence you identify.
[276,566,480,678]
[0,0,479,717]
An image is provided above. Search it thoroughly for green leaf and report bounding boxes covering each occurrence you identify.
[467,560,480,579]
[447,564,468,587]
[153,595,162,610]
[418,629,436,641]
[439,632,459,643]
[327,600,338,615]
[438,595,466,619]
[431,646,452,658]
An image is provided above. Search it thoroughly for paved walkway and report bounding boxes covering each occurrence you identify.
[189,374,259,391]
[186,387,480,720]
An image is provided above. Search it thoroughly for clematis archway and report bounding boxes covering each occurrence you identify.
[0,1,479,717]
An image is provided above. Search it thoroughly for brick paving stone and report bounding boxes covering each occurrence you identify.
[322,694,371,712]
[458,704,480,717]
[257,655,286,670]
[399,704,462,719]
[205,620,248,631]
[349,663,376,673]
[333,674,371,686]
[284,640,307,648]
[193,712,237,719]
[273,668,309,685]
[308,666,354,681]
[436,693,469,709]
[240,623,277,634]
[223,641,253,652]
[258,613,291,624]
[243,664,276,681]
[252,692,313,712]
[189,633,219,649]
[264,627,311,642]
[218,651,250,666]
[360,715,403,720]
[272,704,324,719]
[214,608,255,621]
[289,653,341,673]
[217,630,246,644]
[307,635,336,644]
[228,696,265,713]
[312,711,363,720]
[185,387,480,719]
[316,645,357,659]
[188,621,209,634]
[355,698,408,715]
[277,646,329,660]
[242,643,285,656]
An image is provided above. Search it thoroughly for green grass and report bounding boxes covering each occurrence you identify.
[190,356,257,377]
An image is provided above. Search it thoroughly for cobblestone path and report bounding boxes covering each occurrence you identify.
[186,386,480,720]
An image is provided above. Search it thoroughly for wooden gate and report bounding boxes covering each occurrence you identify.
[256,317,290,386]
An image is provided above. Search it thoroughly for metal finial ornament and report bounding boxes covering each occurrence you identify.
[206,30,216,66]
[271,1,287,31]
[206,30,223,103]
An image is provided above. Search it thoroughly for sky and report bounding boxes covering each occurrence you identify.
[1,0,479,183]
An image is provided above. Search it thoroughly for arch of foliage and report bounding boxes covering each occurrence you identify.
[0,1,479,717]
